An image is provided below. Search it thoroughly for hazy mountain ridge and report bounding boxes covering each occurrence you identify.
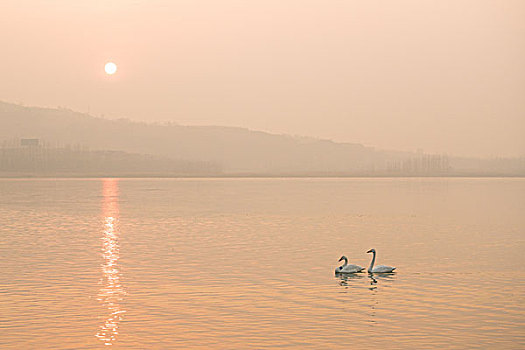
[1,101,523,176]
[0,101,387,173]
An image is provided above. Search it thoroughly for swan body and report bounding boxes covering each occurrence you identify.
[366,249,396,273]
[335,255,364,274]
[369,264,396,273]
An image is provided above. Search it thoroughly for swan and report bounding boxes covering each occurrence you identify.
[366,249,396,273]
[335,255,365,274]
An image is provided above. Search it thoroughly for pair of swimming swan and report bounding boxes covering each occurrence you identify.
[335,249,396,274]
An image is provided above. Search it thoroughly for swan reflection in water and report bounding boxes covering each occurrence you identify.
[95,178,126,345]
[335,265,397,327]
[335,270,396,289]
[367,272,396,290]
[336,272,365,287]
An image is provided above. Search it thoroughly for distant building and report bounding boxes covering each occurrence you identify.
[21,138,39,147]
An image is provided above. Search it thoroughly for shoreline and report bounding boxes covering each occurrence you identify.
[1,173,524,179]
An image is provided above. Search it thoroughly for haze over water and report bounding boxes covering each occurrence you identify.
[1,178,524,349]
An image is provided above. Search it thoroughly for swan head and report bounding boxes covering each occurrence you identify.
[366,248,376,254]
[338,255,347,262]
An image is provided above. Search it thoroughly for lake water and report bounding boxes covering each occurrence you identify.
[0,178,524,349]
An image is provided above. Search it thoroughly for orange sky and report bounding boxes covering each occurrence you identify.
[1,0,524,157]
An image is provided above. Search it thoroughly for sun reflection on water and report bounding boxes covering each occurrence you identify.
[95,178,126,345]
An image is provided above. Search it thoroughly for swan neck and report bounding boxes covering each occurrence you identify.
[342,256,348,267]
[368,251,376,272]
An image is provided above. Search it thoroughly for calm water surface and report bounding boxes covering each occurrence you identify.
[0,178,524,349]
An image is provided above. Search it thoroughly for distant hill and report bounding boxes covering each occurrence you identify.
[0,101,394,174]
[1,101,523,176]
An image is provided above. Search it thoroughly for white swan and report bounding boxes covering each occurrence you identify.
[335,255,365,274]
[366,249,396,273]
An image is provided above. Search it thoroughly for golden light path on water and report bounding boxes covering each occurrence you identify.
[95,178,125,345]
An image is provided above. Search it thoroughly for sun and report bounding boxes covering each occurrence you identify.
[104,62,117,75]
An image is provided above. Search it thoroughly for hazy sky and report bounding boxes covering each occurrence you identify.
[1,0,524,157]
